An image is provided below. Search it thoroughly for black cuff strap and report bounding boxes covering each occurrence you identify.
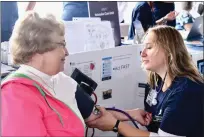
[113,120,120,132]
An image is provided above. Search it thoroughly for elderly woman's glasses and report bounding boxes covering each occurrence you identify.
[55,41,66,47]
[54,41,68,56]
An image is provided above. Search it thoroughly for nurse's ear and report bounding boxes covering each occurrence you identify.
[170,54,173,62]
[168,53,173,65]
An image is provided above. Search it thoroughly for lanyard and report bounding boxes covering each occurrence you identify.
[156,89,171,116]
[151,72,170,122]
[157,72,168,94]
[153,88,175,124]
[153,72,168,106]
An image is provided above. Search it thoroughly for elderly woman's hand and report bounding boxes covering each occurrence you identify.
[86,106,117,131]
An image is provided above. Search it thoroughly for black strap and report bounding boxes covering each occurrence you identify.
[115,120,120,128]
[113,120,120,132]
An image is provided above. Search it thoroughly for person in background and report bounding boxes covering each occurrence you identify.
[128,2,177,40]
[62,1,126,23]
[1,1,35,42]
[25,2,36,11]
[1,2,18,42]
[197,3,204,16]
[87,25,204,137]
[62,2,89,21]
[176,2,194,31]
[153,2,176,27]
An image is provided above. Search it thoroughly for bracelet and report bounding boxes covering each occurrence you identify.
[162,17,167,25]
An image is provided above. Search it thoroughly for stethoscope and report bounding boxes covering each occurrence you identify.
[152,71,177,123]
[150,72,170,123]
[151,71,168,106]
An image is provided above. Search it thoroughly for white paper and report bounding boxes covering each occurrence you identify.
[64,21,86,54]
[84,21,115,51]
[64,20,115,54]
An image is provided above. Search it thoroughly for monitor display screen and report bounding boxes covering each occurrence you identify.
[197,59,204,75]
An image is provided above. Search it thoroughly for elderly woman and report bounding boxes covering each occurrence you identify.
[1,11,86,136]
[87,26,204,137]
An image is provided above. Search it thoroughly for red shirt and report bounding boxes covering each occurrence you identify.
[1,77,85,136]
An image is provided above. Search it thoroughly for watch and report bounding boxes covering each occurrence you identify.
[112,120,120,132]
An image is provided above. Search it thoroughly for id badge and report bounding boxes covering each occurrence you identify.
[153,115,163,122]
[146,89,157,106]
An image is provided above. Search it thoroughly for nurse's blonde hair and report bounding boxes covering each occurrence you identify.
[144,25,203,88]
[10,11,65,65]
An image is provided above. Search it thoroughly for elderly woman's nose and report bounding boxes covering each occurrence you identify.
[64,47,68,56]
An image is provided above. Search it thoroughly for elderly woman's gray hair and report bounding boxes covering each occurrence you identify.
[10,11,65,65]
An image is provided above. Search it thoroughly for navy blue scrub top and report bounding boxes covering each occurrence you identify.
[1,2,18,42]
[145,76,204,137]
[128,2,155,40]
[62,2,89,21]
[152,2,176,27]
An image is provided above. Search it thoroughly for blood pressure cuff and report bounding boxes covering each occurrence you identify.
[75,85,95,119]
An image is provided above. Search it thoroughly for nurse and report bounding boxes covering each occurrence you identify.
[87,25,204,137]
[153,2,176,27]
[62,2,89,21]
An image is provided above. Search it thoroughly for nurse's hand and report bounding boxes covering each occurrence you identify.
[86,106,117,131]
[127,109,152,126]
